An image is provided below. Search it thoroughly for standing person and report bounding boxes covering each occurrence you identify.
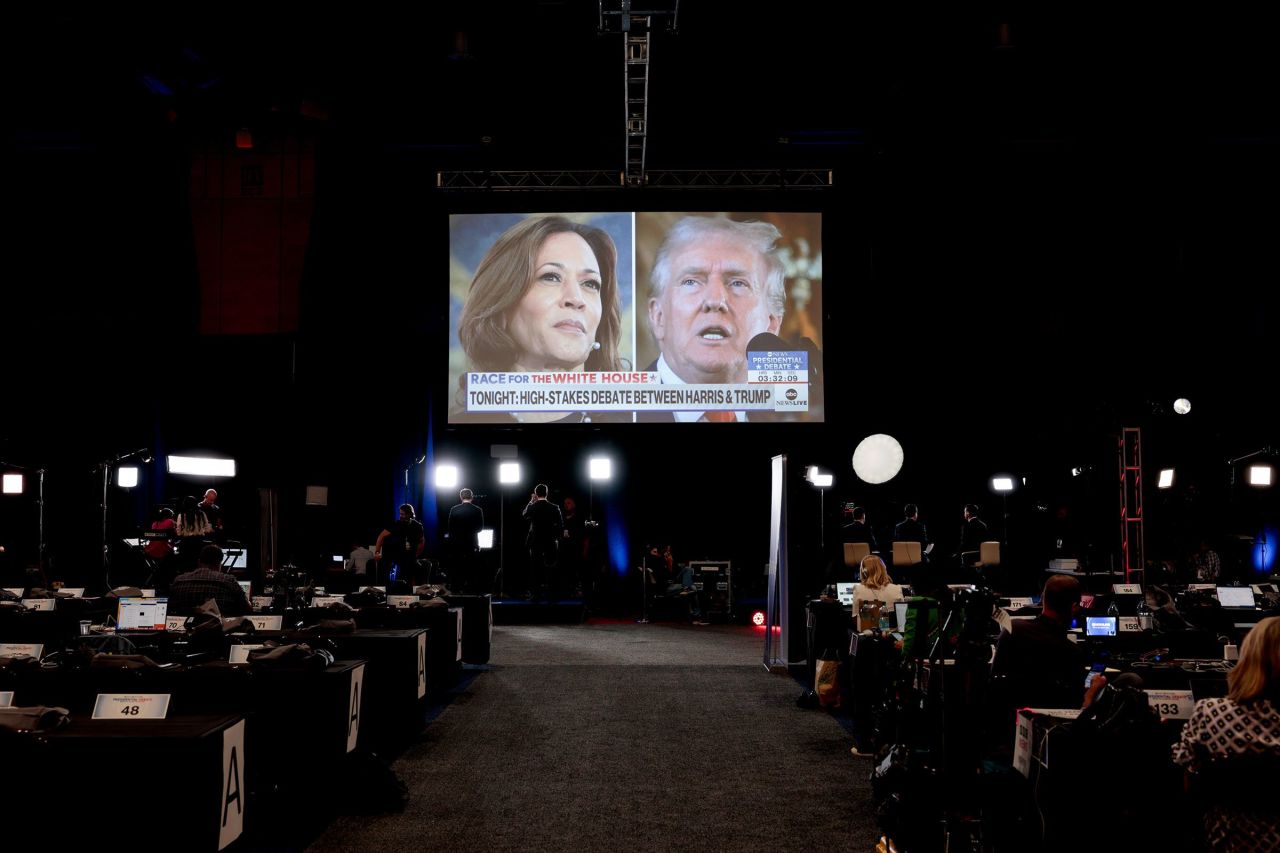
[958,504,988,564]
[447,489,485,593]
[640,216,787,422]
[198,489,224,544]
[842,506,878,553]
[144,507,177,591]
[1190,539,1222,583]
[1173,616,1280,851]
[522,484,563,600]
[894,504,929,550]
[375,504,425,586]
[174,495,213,571]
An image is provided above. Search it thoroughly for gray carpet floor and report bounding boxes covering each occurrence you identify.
[308,622,879,852]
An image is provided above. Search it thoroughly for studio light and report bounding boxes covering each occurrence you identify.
[852,434,904,485]
[589,456,613,481]
[117,467,139,488]
[751,610,767,627]
[167,455,236,477]
[1173,398,1191,415]
[499,462,521,484]
[434,464,460,489]
[991,476,1015,493]
[810,471,833,488]
[477,529,494,549]
[2,473,22,494]
[1158,469,1175,489]
[1250,465,1273,487]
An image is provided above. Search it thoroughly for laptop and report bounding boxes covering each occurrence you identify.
[836,582,858,606]
[1085,616,1118,637]
[116,597,168,632]
[1216,586,1257,609]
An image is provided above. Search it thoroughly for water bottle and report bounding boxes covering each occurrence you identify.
[1136,597,1153,631]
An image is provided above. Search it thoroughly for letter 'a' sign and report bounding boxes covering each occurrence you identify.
[347,663,366,753]
[219,719,246,850]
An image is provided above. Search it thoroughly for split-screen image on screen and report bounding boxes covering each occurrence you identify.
[448,211,823,425]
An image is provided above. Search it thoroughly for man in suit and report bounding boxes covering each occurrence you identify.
[842,506,878,553]
[447,488,485,593]
[640,216,786,422]
[894,504,929,550]
[959,504,989,565]
[523,484,564,600]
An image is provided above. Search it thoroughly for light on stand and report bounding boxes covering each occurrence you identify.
[2,474,22,494]
[477,529,494,549]
[1250,465,1274,487]
[991,475,1015,545]
[118,467,139,488]
[433,464,460,489]
[805,466,834,564]
[1158,469,1175,489]
[496,462,522,597]
[588,457,613,481]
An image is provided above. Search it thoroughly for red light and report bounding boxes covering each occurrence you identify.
[751,610,766,626]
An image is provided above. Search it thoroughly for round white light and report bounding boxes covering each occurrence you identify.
[852,434,904,484]
[1173,398,1191,415]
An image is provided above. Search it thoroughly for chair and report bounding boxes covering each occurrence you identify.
[892,541,923,568]
[975,541,1001,568]
[843,542,871,569]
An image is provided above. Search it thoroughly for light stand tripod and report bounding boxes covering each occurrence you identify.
[98,448,150,593]
[0,460,47,587]
[637,558,653,624]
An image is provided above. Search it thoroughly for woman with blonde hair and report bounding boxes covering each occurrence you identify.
[1173,616,1280,851]
[852,555,904,629]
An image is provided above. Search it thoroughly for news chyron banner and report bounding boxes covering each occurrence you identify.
[463,366,810,417]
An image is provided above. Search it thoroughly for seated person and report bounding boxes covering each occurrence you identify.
[169,544,250,616]
[853,556,904,629]
[346,543,375,576]
[1172,616,1280,852]
[990,575,1086,709]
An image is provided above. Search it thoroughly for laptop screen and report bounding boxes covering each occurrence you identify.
[836,582,857,606]
[1217,587,1256,608]
[1085,616,1117,637]
[894,601,909,628]
[117,597,168,631]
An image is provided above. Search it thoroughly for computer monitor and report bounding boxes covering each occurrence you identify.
[1085,616,1118,637]
[116,597,168,631]
[836,582,857,606]
[1216,587,1256,609]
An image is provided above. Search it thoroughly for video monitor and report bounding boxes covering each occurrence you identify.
[116,597,168,631]
[1085,616,1118,637]
[836,582,857,606]
[1216,587,1256,608]
[448,212,823,424]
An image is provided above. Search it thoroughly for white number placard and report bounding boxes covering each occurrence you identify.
[59,588,86,598]
[387,595,418,608]
[92,693,171,720]
[310,596,344,607]
[165,615,187,632]
[1006,597,1034,610]
[21,598,55,611]
[0,643,43,659]
[1118,617,1143,633]
[3,588,23,597]
[1112,584,1142,595]
[247,615,282,631]
[1145,689,1194,720]
[0,691,14,707]
[358,586,385,594]
[251,596,274,610]
[228,645,265,664]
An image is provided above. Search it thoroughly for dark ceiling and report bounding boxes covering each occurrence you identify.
[12,3,1279,168]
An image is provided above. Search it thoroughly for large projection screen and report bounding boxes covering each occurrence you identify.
[449,211,822,424]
